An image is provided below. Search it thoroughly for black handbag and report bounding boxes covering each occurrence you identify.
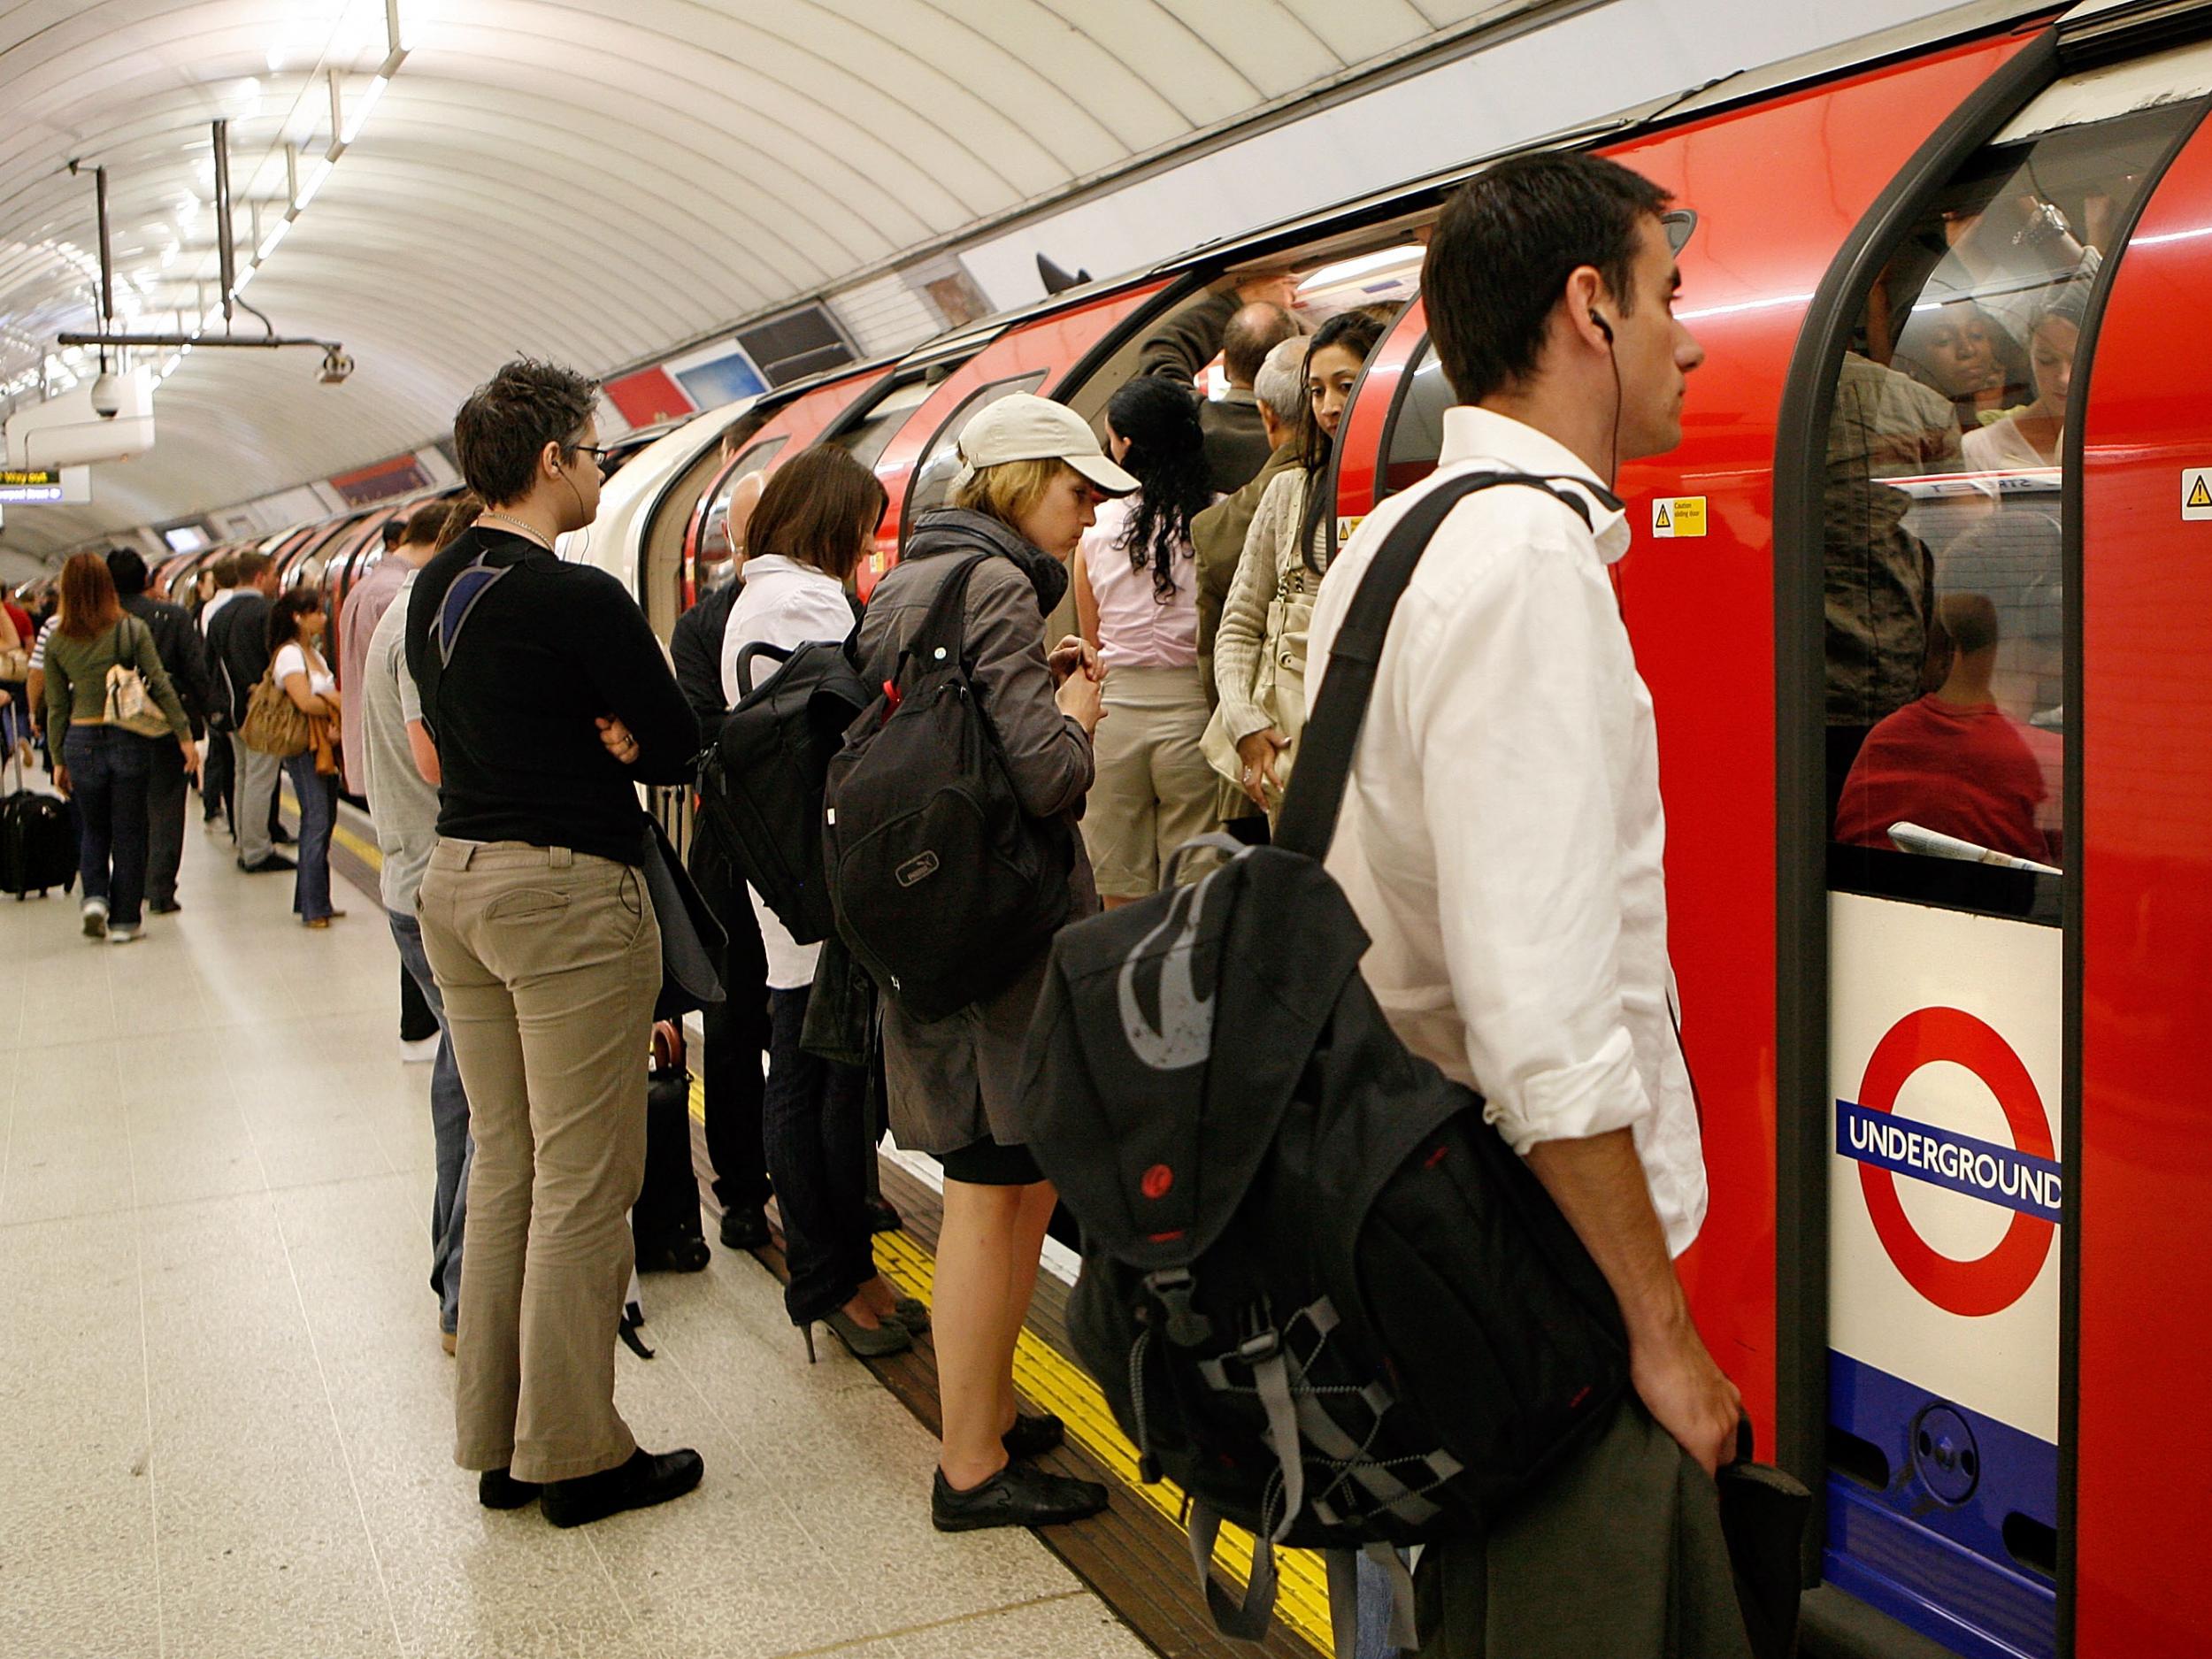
[639,818,726,1022]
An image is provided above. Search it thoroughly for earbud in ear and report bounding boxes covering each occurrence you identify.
[1590,311,1614,343]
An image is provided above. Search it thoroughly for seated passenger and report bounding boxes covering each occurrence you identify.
[1835,592,2060,864]
[1962,286,2084,472]
[1071,376,1217,905]
[1138,276,1301,492]
[1893,298,2024,434]
[1211,310,1386,816]
[718,446,921,1358]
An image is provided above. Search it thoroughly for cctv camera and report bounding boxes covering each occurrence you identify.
[88,373,121,418]
[317,349,354,387]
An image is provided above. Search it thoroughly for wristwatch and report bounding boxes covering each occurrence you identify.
[2013,200,2073,255]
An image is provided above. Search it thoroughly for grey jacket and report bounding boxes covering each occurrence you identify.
[853,511,1098,1154]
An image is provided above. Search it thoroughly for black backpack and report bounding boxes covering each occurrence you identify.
[698,634,871,946]
[1019,472,1628,1655]
[823,553,1074,1023]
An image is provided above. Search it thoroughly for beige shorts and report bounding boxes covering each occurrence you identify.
[1081,664,1217,899]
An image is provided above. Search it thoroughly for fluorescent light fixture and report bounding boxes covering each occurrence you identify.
[159,244,179,269]
[341,75,388,144]
[233,264,257,294]
[1296,244,1422,293]
[203,303,226,330]
[267,46,286,73]
[257,219,290,260]
[296,157,333,209]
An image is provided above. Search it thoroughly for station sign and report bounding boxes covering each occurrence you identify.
[0,465,91,504]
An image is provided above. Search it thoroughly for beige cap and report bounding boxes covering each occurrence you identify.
[955,392,1138,495]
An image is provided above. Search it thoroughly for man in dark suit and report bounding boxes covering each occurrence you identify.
[1139,276,1302,494]
[109,548,211,912]
[206,550,294,873]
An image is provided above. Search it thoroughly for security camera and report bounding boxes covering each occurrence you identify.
[317,349,354,386]
[88,373,121,418]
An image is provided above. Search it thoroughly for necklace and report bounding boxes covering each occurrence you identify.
[478,511,553,550]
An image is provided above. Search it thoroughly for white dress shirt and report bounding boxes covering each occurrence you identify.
[1305,405,1708,1257]
[719,555,857,991]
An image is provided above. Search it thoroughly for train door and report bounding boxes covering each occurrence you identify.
[1793,42,2208,1659]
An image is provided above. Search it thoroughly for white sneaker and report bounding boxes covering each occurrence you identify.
[107,925,143,945]
[81,898,108,939]
[399,1035,439,1064]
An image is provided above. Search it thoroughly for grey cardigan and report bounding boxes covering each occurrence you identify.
[852,511,1098,1155]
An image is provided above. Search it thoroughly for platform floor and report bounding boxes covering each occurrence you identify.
[1,808,1153,1659]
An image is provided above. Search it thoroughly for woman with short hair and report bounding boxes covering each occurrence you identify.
[851,393,1131,1532]
[42,552,197,941]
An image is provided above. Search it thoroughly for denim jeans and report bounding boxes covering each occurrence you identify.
[761,986,873,1325]
[143,735,188,907]
[283,752,335,919]
[389,910,472,1335]
[63,726,151,926]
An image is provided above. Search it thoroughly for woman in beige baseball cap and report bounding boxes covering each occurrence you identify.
[849,392,1132,1532]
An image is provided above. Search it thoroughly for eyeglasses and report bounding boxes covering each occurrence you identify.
[567,443,614,466]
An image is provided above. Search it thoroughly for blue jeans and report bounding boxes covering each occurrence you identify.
[284,752,335,919]
[389,910,472,1334]
[63,726,151,926]
[761,986,873,1325]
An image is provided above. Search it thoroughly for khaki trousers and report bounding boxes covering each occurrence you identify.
[417,840,661,1483]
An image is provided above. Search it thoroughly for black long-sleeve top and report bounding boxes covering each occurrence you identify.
[403,527,697,866]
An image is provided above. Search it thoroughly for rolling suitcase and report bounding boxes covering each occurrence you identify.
[1,749,74,900]
[633,1021,710,1273]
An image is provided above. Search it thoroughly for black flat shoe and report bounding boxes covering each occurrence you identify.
[718,1207,770,1251]
[148,898,181,915]
[865,1196,902,1234]
[932,1462,1107,1532]
[478,1468,540,1509]
[237,853,295,872]
[1002,1412,1064,1461]
[540,1447,703,1528]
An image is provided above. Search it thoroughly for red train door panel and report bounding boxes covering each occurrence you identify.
[2075,108,2212,1659]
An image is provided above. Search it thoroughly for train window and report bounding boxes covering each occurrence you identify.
[1380,341,1453,500]
[1816,102,2193,919]
[698,435,789,560]
[830,379,933,472]
[902,373,1049,529]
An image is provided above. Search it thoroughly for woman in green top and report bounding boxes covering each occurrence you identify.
[44,553,197,942]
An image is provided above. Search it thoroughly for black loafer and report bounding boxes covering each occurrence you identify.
[932,1462,1107,1532]
[718,1208,771,1251]
[149,898,181,915]
[478,1468,541,1510]
[237,853,296,872]
[540,1447,703,1528]
[1002,1412,1065,1461]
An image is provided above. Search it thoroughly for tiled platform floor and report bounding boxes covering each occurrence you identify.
[0,806,1151,1659]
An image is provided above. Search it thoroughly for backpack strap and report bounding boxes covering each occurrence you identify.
[896,553,994,681]
[1271,471,1608,859]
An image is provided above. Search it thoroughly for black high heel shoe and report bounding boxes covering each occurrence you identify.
[803,1309,915,1364]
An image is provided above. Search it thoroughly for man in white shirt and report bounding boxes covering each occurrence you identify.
[1307,153,1747,1655]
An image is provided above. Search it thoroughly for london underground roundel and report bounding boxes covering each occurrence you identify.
[1840,1007,2060,1317]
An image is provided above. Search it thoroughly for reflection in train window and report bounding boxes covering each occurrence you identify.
[1380,342,1452,500]
[832,379,934,472]
[699,435,789,561]
[902,372,1049,530]
[1818,104,2192,915]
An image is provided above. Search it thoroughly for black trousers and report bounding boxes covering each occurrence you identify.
[688,827,772,1214]
[202,727,234,825]
[399,957,439,1042]
[143,737,188,907]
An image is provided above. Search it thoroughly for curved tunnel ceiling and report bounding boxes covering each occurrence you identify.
[0,0,1532,562]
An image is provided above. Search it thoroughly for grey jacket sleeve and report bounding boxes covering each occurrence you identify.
[964,560,1093,819]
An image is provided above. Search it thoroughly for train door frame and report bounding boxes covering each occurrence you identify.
[1774,12,2212,1654]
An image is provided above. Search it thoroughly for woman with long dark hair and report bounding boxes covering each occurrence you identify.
[1212,310,1386,816]
[266,588,342,927]
[42,552,197,941]
[1071,374,1217,905]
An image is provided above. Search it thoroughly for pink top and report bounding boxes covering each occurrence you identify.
[338,552,410,795]
[1081,495,1200,671]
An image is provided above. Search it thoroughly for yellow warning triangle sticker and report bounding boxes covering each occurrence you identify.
[2189,477,2210,510]
[1655,504,1671,529]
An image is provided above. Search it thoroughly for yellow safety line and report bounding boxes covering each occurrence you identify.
[685,1081,1337,1653]
[280,790,384,869]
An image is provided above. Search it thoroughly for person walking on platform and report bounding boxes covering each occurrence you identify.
[108,548,210,915]
[265,589,344,927]
[42,553,198,943]
[406,358,703,1526]
[208,551,294,873]
[1303,154,1746,1657]
[850,394,1126,1533]
[359,502,475,1355]
[668,529,775,1255]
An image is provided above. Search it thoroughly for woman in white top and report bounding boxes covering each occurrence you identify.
[1071,375,1217,904]
[268,588,343,926]
[1962,288,2082,473]
[721,446,917,1361]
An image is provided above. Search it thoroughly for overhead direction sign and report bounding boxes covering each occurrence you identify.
[0,466,91,504]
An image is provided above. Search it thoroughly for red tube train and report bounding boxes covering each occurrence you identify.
[160,4,2212,1651]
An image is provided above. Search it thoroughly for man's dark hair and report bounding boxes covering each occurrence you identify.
[381,518,408,549]
[1223,302,1297,387]
[105,547,149,595]
[452,357,600,505]
[1425,152,1671,404]
[232,550,273,587]
[211,552,240,588]
[400,499,453,546]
